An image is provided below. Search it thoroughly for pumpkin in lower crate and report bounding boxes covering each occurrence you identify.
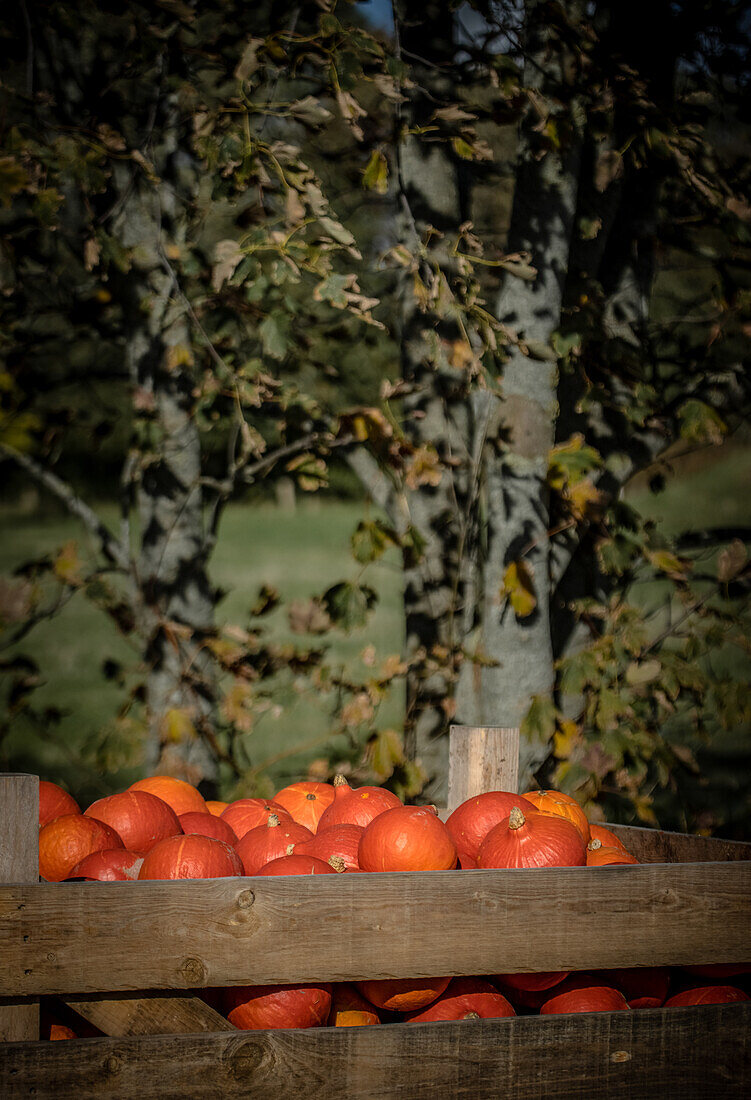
[316,775,402,831]
[356,976,451,1013]
[138,834,242,879]
[478,807,586,869]
[178,811,237,847]
[358,806,457,872]
[492,970,570,1008]
[235,814,313,875]
[273,781,335,833]
[541,983,630,1015]
[294,824,364,871]
[224,983,332,1029]
[39,814,124,882]
[84,790,181,854]
[664,986,749,1007]
[39,780,80,829]
[586,839,638,866]
[220,799,292,840]
[445,791,536,867]
[328,984,382,1026]
[69,848,143,881]
[595,967,670,1009]
[681,963,751,979]
[255,853,338,875]
[129,775,206,817]
[404,977,516,1022]
[522,789,591,844]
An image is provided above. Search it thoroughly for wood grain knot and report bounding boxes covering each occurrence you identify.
[46,951,56,962]
[179,956,208,984]
[610,1050,631,1064]
[104,1054,122,1076]
[228,1038,267,1079]
[236,889,255,909]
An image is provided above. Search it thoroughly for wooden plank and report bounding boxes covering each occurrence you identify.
[605,823,751,864]
[447,725,519,812]
[2,861,750,996]
[1,1003,749,1099]
[0,774,39,1042]
[63,992,232,1037]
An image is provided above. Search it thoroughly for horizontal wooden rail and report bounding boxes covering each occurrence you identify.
[2,1004,750,1099]
[2,862,749,996]
[604,824,751,864]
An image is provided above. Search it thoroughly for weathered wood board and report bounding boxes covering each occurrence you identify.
[2,860,749,996]
[2,1003,749,1099]
[0,775,39,1042]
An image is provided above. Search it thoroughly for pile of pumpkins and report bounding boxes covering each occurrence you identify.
[36,775,750,1034]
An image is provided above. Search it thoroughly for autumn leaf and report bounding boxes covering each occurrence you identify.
[211,239,244,291]
[362,150,389,195]
[717,539,747,583]
[161,708,196,744]
[340,691,374,728]
[287,597,332,635]
[54,541,83,587]
[404,445,442,489]
[501,560,537,619]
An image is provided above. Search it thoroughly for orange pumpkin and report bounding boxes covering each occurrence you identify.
[493,970,570,1009]
[138,834,242,879]
[225,984,333,1029]
[129,776,206,817]
[178,811,238,847]
[220,799,292,839]
[69,849,143,881]
[665,986,749,1007]
[446,791,536,867]
[39,780,80,828]
[205,800,229,817]
[356,976,451,1013]
[358,806,456,872]
[316,775,401,831]
[235,814,313,875]
[478,807,586,869]
[541,984,630,1014]
[294,823,364,871]
[39,814,123,882]
[255,854,337,876]
[85,790,181,853]
[328,984,381,1027]
[404,977,515,1022]
[588,823,630,852]
[586,839,638,866]
[273,781,335,833]
[595,967,670,1009]
[522,789,590,843]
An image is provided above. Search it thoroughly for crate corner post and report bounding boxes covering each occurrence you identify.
[447,725,520,812]
[0,772,40,1042]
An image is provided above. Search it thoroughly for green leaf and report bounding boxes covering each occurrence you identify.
[521,694,557,743]
[323,581,377,631]
[677,399,726,445]
[362,150,389,195]
[351,520,397,564]
[626,659,662,685]
[259,311,290,360]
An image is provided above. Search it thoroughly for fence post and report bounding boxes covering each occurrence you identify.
[0,773,39,1041]
[447,726,520,813]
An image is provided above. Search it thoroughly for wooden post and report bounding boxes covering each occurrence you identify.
[447,726,520,812]
[0,773,39,1042]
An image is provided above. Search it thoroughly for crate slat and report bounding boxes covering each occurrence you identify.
[63,993,233,1037]
[603,824,751,864]
[2,861,749,996]
[2,1004,749,1099]
[0,774,39,1042]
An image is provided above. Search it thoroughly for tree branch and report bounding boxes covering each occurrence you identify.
[0,443,129,570]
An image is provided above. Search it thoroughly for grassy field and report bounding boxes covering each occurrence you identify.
[1,442,749,803]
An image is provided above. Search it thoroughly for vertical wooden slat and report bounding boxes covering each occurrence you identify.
[0,773,39,1042]
[447,725,520,811]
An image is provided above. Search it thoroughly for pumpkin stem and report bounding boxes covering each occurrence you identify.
[463,1011,481,1019]
[328,855,346,873]
[333,774,348,788]
[588,838,602,851]
[267,814,280,828]
[508,806,526,830]
[285,844,295,855]
[306,793,316,801]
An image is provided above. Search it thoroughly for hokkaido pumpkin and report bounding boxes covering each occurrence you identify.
[138,834,242,879]
[665,986,749,1007]
[39,780,80,828]
[235,814,313,875]
[220,799,292,839]
[493,970,570,1009]
[69,849,143,881]
[316,775,401,830]
[595,967,670,1009]
[477,807,586,868]
[294,823,364,871]
[588,824,630,852]
[356,977,451,1013]
[586,839,638,866]
[39,814,123,882]
[273,781,335,832]
[129,775,206,816]
[205,800,229,817]
[85,790,181,853]
[404,978,515,1022]
[522,789,590,843]
[358,806,457,872]
[328,984,382,1027]
[224,984,333,1029]
[178,811,238,847]
[255,854,337,876]
[682,963,751,979]
[445,791,536,867]
[541,984,630,1015]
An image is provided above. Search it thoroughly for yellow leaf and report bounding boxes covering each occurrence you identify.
[501,560,537,619]
[553,719,580,758]
[165,344,194,371]
[568,477,604,518]
[54,541,83,587]
[161,708,196,744]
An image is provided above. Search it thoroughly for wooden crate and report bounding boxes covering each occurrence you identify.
[1,728,750,1098]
